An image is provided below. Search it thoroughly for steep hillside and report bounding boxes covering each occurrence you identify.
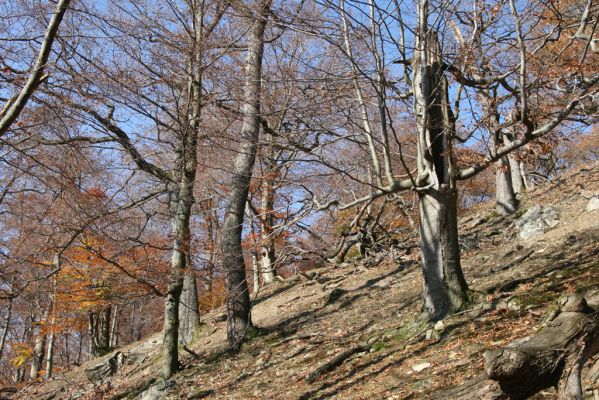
[14,162,599,400]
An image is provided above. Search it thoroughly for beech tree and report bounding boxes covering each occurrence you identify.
[308,0,598,320]
[220,0,272,348]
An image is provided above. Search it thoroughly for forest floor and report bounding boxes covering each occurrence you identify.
[17,161,599,400]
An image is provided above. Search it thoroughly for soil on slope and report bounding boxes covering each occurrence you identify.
[18,162,599,400]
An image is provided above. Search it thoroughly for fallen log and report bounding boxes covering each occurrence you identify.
[438,294,599,399]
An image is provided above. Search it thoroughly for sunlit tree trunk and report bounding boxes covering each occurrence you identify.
[413,5,469,321]
[221,0,271,348]
[179,271,200,345]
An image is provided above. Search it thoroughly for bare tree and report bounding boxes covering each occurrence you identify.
[221,0,272,348]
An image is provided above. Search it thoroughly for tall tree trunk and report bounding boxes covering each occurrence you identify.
[221,0,271,348]
[179,271,200,345]
[161,0,202,377]
[413,12,469,321]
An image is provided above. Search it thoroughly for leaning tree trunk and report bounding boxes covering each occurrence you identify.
[178,271,201,345]
[220,0,271,348]
[413,18,469,321]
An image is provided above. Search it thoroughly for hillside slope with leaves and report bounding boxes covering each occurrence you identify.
[14,162,599,400]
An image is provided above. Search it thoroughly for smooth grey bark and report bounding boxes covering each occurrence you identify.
[495,155,518,215]
[178,272,200,345]
[0,0,71,137]
[221,0,271,348]
[413,15,469,321]
[509,155,526,194]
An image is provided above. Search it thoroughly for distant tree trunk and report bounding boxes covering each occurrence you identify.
[63,333,70,367]
[99,306,111,351]
[88,312,98,357]
[45,268,58,380]
[77,331,83,365]
[252,253,260,294]
[109,305,119,348]
[0,292,13,362]
[178,271,200,345]
[221,0,271,348]
[509,155,526,194]
[413,15,469,321]
[44,329,54,380]
[29,325,46,380]
[260,143,277,284]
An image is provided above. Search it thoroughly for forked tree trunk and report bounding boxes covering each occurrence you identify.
[178,271,200,345]
[221,0,271,348]
[413,16,469,321]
